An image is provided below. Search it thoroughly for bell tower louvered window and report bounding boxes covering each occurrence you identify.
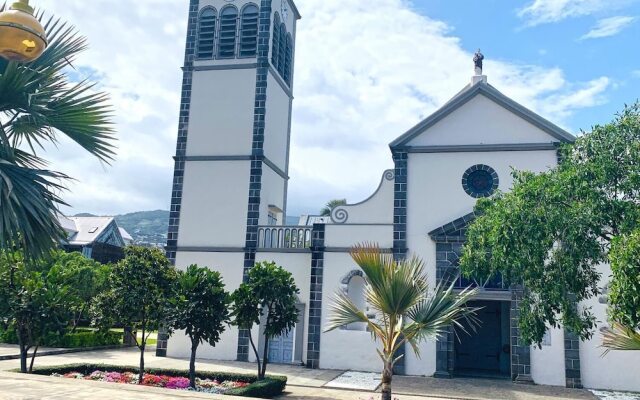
[239,4,259,57]
[277,23,286,76]
[284,33,292,84]
[197,8,217,59]
[271,14,281,69]
[218,6,238,58]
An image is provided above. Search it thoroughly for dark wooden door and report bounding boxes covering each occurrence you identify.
[455,301,503,373]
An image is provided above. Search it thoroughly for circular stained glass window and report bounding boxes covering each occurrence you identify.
[462,165,499,198]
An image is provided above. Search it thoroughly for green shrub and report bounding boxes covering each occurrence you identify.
[29,364,287,398]
[0,328,121,348]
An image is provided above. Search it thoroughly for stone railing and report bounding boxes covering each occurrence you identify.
[257,226,312,249]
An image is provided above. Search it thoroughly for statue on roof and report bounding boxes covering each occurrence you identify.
[473,49,484,75]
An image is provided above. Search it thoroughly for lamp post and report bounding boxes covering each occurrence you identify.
[0,0,47,63]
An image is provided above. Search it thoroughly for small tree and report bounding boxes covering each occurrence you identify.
[92,246,177,383]
[231,261,299,380]
[47,251,110,332]
[0,250,71,373]
[602,230,640,352]
[325,244,479,400]
[170,265,230,389]
[320,199,347,217]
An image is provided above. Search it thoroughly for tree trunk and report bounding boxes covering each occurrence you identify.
[71,305,87,333]
[18,341,28,374]
[380,362,393,400]
[260,336,269,380]
[138,326,145,384]
[28,345,38,373]
[248,332,261,379]
[189,340,198,389]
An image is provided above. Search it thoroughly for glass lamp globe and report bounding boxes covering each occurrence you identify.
[0,0,47,63]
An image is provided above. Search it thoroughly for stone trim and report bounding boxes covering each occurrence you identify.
[511,288,533,383]
[428,212,478,239]
[306,224,326,369]
[193,62,258,71]
[392,150,408,260]
[237,0,274,362]
[165,0,200,266]
[462,164,499,198]
[564,329,582,388]
[407,143,559,153]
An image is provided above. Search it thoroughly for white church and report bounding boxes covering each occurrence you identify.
[160,0,639,392]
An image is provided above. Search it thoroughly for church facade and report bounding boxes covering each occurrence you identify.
[162,0,639,392]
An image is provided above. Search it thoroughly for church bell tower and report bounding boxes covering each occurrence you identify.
[166,0,300,289]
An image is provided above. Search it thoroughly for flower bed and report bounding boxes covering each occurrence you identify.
[30,364,287,398]
[53,370,249,394]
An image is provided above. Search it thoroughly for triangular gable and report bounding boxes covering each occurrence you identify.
[428,212,478,241]
[390,82,575,149]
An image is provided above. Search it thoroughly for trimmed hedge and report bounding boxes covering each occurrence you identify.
[0,328,122,348]
[30,363,287,399]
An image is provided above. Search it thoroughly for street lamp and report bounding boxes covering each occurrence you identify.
[0,0,47,63]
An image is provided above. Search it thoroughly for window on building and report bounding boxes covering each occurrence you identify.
[239,4,259,57]
[268,211,278,226]
[218,6,238,58]
[277,23,287,77]
[284,33,293,84]
[197,8,217,59]
[271,13,281,70]
[346,275,367,331]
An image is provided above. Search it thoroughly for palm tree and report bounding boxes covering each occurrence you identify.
[602,322,640,354]
[320,198,346,217]
[325,244,479,400]
[0,8,115,259]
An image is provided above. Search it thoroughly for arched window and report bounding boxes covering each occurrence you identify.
[284,33,293,84]
[277,23,287,76]
[340,270,368,331]
[239,4,259,57]
[218,6,238,58]
[271,13,281,69]
[197,7,217,59]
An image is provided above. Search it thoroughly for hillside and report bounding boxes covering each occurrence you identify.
[114,210,169,246]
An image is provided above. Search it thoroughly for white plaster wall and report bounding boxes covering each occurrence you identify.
[263,73,291,172]
[324,225,393,249]
[199,0,261,16]
[330,170,394,225]
[579,263,640,392]
[319,252,381,371]
[255,252,311,363]
[531,326,566,386]
[169,252,246,361]
[406,150,558,258]
[178,161,250,247]
[407,94,560,147]
[260,153,286,226]
[186,69,256,157]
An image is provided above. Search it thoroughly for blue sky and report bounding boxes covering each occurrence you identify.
[415,0,640,131]
[32,0,640,218]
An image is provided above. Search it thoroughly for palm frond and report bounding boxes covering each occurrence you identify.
[601,323,640,355]
[324,291,384,339]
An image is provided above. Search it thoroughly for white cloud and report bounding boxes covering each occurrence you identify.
[518,0,634,26]
[30,0,611,217]
[580,16,637,39]
[633,70,640,78]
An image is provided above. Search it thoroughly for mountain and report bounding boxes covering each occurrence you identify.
[114,210,169,246]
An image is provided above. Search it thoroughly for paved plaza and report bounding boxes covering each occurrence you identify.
[0,347,600,400]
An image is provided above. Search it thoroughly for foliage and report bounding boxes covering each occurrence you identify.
[325,244,479,400]
[0,327,121,348]
[29,364,287,399]
[231,261,299,380]
[608,230,640,331]
[0,12,116,259]
[46,251,110,331]
[91,246,178,382]
[0,250,73,372]
[601,322,640,353]
[320,199,347,217]
[460,103,640,346]
[170,264,231,388]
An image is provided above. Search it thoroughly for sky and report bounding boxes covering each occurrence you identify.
[31,0,640,218]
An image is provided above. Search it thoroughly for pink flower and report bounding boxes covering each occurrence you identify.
[165,377,190,389]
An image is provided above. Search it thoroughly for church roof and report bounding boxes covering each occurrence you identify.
[390,80,576,149]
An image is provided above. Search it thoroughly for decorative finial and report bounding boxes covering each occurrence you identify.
[473,49,484,76]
